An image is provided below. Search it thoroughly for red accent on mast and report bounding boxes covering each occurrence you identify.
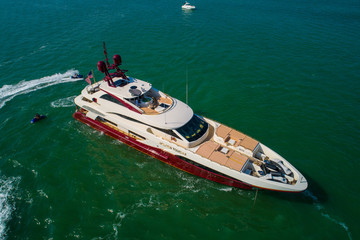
[97,60,107,73]
[113,54,122,66]
[97,61,115,87]
[103,41,111,68]
[100,42,128,81]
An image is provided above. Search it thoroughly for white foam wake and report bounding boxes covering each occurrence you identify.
[303,190,353,240]
[50,95,77,108]
[0,175,20,240]
[0,69,82,109]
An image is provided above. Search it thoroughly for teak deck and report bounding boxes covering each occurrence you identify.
[141,96,173,115]
[216,125,259,151]
[196,141,249,171]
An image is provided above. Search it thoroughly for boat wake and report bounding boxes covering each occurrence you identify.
[0,69,82,110]
[0,175,20,240]
[303,190,353,240]
[50,95,77,108]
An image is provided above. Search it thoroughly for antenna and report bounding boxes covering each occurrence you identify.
[92,69,96,83]
[186,65,188,105]
[103,42,110,68]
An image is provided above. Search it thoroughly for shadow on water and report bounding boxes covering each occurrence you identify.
[260,173,328,204]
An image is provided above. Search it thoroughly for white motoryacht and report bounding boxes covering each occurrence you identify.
[182,1,196,10]
[73,45,308,192]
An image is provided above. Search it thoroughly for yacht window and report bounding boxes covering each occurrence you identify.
[147,126,180,139]
[160,129,181,139]
[129,130,146,140]
[114,79,128,87]
[100,94,125,107]
[102,118,117,127]
[175,115,208,142]
[111,112,141,124]
[82,97,92,103]
[109,112,181,139]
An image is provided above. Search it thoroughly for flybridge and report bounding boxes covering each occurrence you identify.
[97,42,129,87]
[94,42,150,114]
[100,77,152,99]
[90,43,181,117]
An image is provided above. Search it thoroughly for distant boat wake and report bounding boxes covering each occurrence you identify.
[303,190,353,240]
[0,174,20,240]
[0,69,82,110]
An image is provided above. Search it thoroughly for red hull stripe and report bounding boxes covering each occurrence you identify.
[73,111,252,190]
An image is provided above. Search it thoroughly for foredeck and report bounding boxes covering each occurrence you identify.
[216,125,259,151]
[195,141,249,171]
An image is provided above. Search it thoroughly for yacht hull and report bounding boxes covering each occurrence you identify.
[73,111,253,190]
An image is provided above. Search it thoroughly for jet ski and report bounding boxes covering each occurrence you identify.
[31,114,46,123]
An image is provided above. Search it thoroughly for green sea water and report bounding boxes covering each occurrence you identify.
[0,0,359,239]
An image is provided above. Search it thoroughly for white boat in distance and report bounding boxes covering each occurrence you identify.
[73,44,308,192]
[182,1,195,10]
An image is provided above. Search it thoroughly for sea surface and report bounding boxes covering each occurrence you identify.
[0,0,359,239]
